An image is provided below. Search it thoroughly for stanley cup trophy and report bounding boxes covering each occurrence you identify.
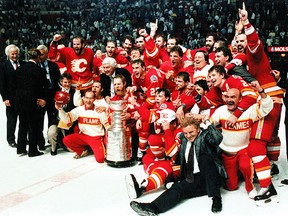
[106,100,133,167]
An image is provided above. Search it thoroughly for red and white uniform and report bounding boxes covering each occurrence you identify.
[171,89,196,112]
[211,96,273,192]
[143,35,170,68]
[196,75,258,117]
[226,52,248,72]
[193,64,212,83]
[142,126,182,192]
[159,61,194,91]
[244,23,283,167]
[132,67,165,108]
[49,45,94,89]
[137,102,175,152]
[59,104,110,163]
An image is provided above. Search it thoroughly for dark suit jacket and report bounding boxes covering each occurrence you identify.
[15,61,49,113]
[100,68,132,98]
[177,124,224,183]
[0,60,25,106]
[45,60,61,104]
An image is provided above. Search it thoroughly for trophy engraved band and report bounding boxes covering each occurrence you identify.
[105,100,133,167]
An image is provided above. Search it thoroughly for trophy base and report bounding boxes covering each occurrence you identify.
[105,159,135,168]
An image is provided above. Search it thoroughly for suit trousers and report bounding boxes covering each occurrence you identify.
[152,154,222,213]
[17,110,39,154]
[37,104,58,148]
[6,106,18,144]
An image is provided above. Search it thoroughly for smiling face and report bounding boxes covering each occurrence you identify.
[208,69,225,88]
[175,76,187,91]
[155,91,168,106]
[215,51,228,66]
[170,51,182,68]
[135,36,145,50]
[91,82,102,97]
[167,38,177,53]
[235,34,247,53]
[194,51,207,69]
[83,91,95,109]
[72,38,84,55]
[195,84,205,95]
[205,36,215,53]
[113,77,125,96]
[60,77,72,90]
[223,88,241,111]
[155,36,166,48]
[106,42,116,57]
[182,124,200,143]
[102,63,115,76]
[8,48,19,62]
[123,38,133,53]
[132,62,145,79]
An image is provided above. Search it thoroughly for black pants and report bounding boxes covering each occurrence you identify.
[37,104,58,148]
[17,110,40,154]
[152,154,222,213]
[6,106,18,144]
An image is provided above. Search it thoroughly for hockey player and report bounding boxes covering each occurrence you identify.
[56,90,110,162]
[237,3,284,204]
[125,109,182,199]
[195,65,258,119]
[135,88,175,159]
[49,34,94,90]
[171,72,196,120]
[159,46,194,92]
[210,82,274,200]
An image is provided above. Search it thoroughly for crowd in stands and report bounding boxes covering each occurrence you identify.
[0,0,287,61]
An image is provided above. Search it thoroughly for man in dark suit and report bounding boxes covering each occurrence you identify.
[0,44,25,148]
[37,45,61,150]
[130,117,224,215]
[100,57,132,100]
[15,48,49,157]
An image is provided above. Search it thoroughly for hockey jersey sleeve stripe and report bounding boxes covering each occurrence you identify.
[247,40,261,54]
[245,25,255,36]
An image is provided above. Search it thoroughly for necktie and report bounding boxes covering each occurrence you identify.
[14,61,18,70]
[42,61,52,89]
[110,76,115,97]
[41,62,46,69]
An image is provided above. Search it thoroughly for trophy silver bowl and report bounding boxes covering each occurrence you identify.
[106,100,133,167]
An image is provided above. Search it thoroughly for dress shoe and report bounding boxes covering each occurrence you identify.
[28,151,44,157]
[50,149,57,156]
[9,142,17,148]
[211,196,222,213]
[130,201,158,216]
[38,145,46,151]
[17,150,28,156]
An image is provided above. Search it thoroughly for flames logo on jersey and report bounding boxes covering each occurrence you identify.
[159,103,168,109]
[150,75,158,83]
[71,59,88,73]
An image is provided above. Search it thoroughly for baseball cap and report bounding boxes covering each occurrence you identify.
[157,109,176,124]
